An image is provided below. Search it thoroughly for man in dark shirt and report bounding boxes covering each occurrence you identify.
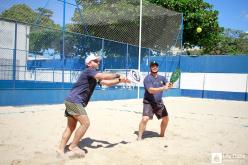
[57,53,129,157]
[137,61,173,140]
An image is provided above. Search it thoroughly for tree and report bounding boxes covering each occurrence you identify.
[236,32,248,54]
[147,0,222,53]
[0,4,36,24]
[34,7,60,28]
[209,29,248,55]
[29,29,61,54]
[0,4,59,28]
[1,4,61,55]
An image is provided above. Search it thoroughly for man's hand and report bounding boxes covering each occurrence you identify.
[163,82,173,90]
[168,82,173,88]
[120,75,131,83]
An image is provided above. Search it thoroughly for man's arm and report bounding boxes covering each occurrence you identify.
[147,82,173,94]
[99,75,130,86]
[94,72,120,80]
[99,78,121,86]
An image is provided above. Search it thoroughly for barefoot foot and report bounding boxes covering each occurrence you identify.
[67,146,85,158]
[56,149,65,158]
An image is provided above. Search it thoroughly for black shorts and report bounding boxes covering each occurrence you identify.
[143,102,168,119]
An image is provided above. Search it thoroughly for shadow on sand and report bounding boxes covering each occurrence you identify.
[134,130,160,139]
[67,137,130,154]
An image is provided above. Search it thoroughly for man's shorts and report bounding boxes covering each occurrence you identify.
[64,100,87,117]
[143,102,168,119]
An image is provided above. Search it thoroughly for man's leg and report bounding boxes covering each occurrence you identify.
[58,116,77,155]
[137,116,150,140]
[68,115,90,154]
[160,116,169,137]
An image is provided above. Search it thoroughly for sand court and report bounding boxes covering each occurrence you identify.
[0,97,247,165]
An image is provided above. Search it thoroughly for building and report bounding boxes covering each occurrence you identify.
[0,19,30,80]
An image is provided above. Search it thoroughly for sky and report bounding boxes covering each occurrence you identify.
[204,0,248,32]
[0,0,75,25]
[0,0,247,32]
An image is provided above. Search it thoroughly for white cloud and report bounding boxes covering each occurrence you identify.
[245,13,248,19]
[242,11,248,20]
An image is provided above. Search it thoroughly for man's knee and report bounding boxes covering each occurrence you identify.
[76,115,90,129]
[81,117,90,129]
[68,124,76,132]
[67,117,77,131]
[162,116,169,123]
[141,116,150,123]
[84,120,90,129]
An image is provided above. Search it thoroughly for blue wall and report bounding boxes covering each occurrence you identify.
[26,55,248,73]
[177,55,248,101]
[0,85,180,106]
[180,55,248,73]
[27,58,85,70]
[141,55,248,73]
[181,89,247,101]
[1,55,248,106]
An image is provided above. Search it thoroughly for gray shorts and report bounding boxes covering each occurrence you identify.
[64,100,87,117]
[143,102,168,119]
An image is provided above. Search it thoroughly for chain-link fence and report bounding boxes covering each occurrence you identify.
[71,0,183,51]
[0,0,183,89]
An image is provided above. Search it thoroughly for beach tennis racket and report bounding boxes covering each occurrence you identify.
[170,68,181,83]
[127,70,141,84]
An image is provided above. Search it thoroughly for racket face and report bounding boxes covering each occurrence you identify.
[128,70,141,83]
[170,68,181,83]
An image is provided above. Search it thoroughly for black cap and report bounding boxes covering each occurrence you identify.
[150,61,159,67]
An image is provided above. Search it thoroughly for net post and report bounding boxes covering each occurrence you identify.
[138,0,143,99]
[126,44,129,77]
[12,21,17,89]
[61,0,66,88]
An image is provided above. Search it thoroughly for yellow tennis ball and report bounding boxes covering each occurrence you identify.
[197,27,202,33]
